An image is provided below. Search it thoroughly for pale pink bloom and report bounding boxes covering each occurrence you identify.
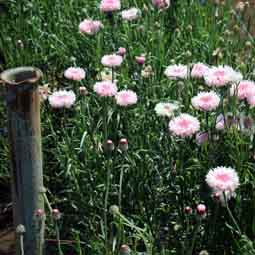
[206,166,239,202]
[115,90,138,106]
[48,90,76,108]
[64,67,85,81]
[191,91,220,111]
[204,65,243,87]
[101,54,123,68]
[164,64,189,80]
[154,102,179,117]
[169,113,200,138]
[152,0,170,9]
[79,19,103,35]
[100,0,121,12]
[196,132,209,145]
[93,81,117,97]
[191,63,210,78]
[117,47,126,56]
[121,8,140,21]
[215,114,225,130]
[230,80,255,100]
[135,55,146,65]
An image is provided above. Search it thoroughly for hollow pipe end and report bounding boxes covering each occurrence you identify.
[0,67,43,86]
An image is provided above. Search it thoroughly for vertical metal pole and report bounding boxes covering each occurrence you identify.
[0,67,45,255]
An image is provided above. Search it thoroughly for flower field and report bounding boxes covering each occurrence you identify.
[0,0,255,254]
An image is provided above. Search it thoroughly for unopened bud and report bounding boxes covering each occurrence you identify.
[16,224,26,234]
[184,206,192,214]
[104,139,115,153]
[35,209,45,218]
[109,205,120,215]
[196,204,206,216]
[135,55,145,65]
[52,208,61,220]
[120,244,131,255]
[117,47,126,57]
[119,138,128,152]
[79,86,88,96]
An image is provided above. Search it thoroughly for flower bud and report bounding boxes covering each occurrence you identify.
[196,204,206,216]
[109,205,120,215]
[118,138,128,152]
[118,47,126,56]
[184,206,192,214]
[16,224,26,234]
[103,139,115,153]
[120,244,131,255]
[52,208,61,220]
[35,209,45,218]
[79,86,88,96]
[135,55,145,65]
[196,132,209,145]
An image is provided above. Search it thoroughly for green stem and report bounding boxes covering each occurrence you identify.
[55,222,64,255]
[188,218,201,255]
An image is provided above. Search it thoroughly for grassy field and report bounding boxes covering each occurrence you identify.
[0,0,255,254]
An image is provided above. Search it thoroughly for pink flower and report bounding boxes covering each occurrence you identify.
[152,0,170,9]
[93,81,117,97]
[204,65,243,87]
[247,94,255,107]
[230,80,255,100]
[169,113,200,138]
[206,166,239,201]
[191,91,220,111]
[135,55,146,65]
[121,8,140,21]
[79,19,103,35]
[48,90,76,108]
[101,54,123,68]
[115,90,138,106]
[100,0,121,12]
[117,47,126,56]
[164,64,189,80]
[191,63,210,78]
[64,67,85,81]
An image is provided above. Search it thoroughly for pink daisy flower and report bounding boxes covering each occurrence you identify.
[121,8,140,21]
[101,54,123,68]
[99,0,121,12]
[152,0,170,9]
[230,80,255,100]
[93,81,117,97]
[115,90,138,106]
[206,166,239,202]
[169,113,200,138]
[64,67,85,81]
[164,64,189,80]
[48,90,76,108]
[204,65,243,87]
[79,19,103,35]
[247,94,255,107]
[191,63,210,78]
[191,91,220,111]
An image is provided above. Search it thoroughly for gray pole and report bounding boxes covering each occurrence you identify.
[0,67,45,255]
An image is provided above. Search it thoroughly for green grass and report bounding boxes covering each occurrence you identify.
[1,0,255,254]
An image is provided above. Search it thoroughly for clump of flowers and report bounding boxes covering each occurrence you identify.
[230,80,255,100]
[204,65,243,87]
[164,64,189,80]
[152,0,170,9]
[48,90,76,108]
[121,8,140,21]
[79,19,103,35]
[191,63,210,78]
[115,90,138,106]
[169,113,200,138]
[101,54,123,68]
[64,67,86,81]
[191,91,220,111]
[154,102,179,117]
[99,0,121,12]
[93,81,117,97]
[206,166,240,203]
